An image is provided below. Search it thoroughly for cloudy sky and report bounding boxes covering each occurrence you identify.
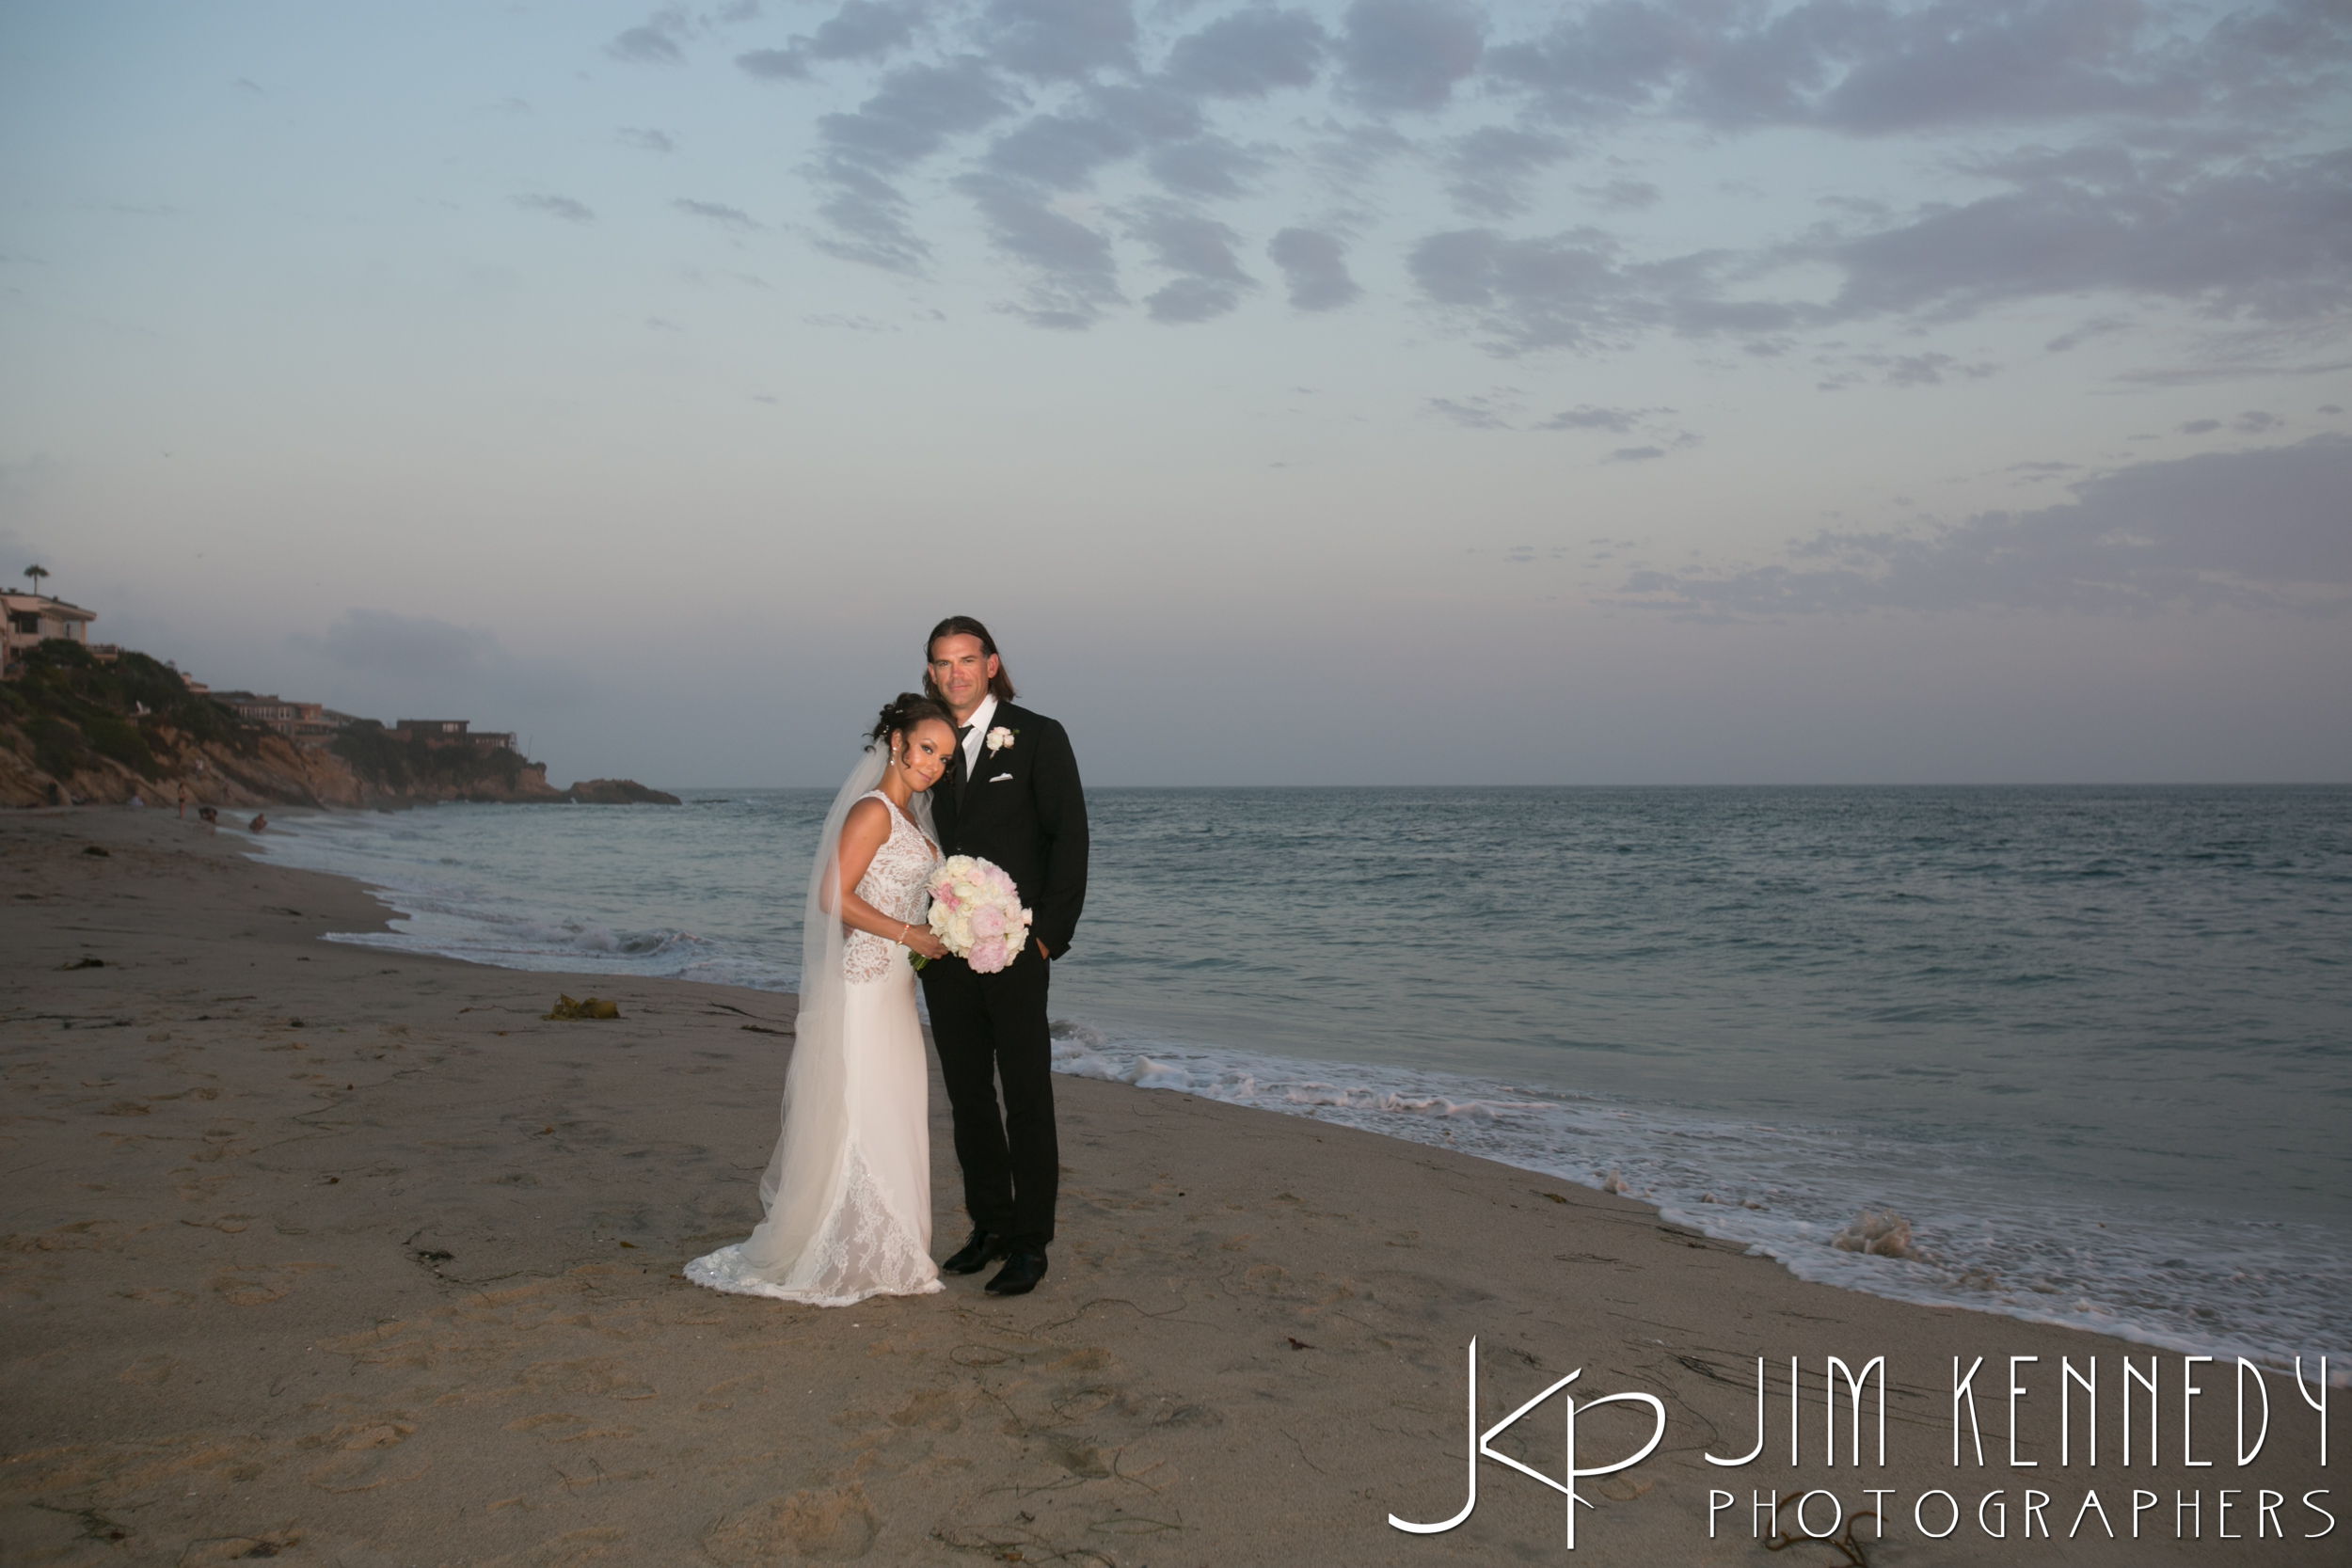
[4,0,2347,785]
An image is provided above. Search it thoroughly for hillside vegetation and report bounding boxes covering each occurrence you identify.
[2,641,671,809]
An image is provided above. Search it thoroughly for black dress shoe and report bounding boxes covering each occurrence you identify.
[941,1228,1004,1275]
[984,1248,1048,1296]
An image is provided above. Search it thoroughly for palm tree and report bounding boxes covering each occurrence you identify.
[23,564,49,598]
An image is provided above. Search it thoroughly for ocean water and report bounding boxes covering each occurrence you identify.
[251,785,2351,1375]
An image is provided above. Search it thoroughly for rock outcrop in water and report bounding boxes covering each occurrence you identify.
[0,641,673,811]
[564,779,682,805]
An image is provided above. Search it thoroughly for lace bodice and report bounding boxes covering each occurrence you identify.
[842,793,939,982]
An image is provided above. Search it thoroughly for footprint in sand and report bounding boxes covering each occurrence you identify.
[703,1486,880,1563]
[517,1355,658,1401]
[505,1412,642,1444]
[177,1533,304,1564]
[302,1419,426,1494]
[490,1526,628,1567]
[209,1261,332,1305]
[116,1286,198,1307]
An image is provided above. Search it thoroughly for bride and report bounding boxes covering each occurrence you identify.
[686,694,957,1306]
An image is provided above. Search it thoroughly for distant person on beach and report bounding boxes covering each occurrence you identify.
[686,693,956,1307]
[198,805,217,829]
[248,814,267,832]
[176,782,187,819]
[914,616,1089,1299]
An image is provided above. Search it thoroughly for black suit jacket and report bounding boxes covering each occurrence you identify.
[930,702,1089,960]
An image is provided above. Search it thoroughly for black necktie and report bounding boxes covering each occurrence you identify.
[953,724,973,800]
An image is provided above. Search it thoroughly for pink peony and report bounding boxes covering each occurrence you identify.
[968,937,1009,974]
[971,906,1005,938]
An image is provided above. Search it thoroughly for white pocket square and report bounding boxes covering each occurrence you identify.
[988,772,1014,783]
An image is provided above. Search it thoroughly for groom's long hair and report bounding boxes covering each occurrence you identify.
[924,615,1019,705]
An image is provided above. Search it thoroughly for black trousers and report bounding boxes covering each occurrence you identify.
[919,952,1057,1249]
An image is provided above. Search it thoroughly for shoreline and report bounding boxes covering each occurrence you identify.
[3,806,2341,1563]
[245,798,2352,1376]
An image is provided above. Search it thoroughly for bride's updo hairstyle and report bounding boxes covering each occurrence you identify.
[868,692,953,749]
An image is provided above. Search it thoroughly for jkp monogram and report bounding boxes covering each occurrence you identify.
[1389,1338,1668,1549]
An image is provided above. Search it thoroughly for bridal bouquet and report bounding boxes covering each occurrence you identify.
[921,856,1033,974]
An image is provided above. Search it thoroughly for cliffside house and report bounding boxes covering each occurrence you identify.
[215,692,341,748]
[391,719,519,754]
[2,592,97,678]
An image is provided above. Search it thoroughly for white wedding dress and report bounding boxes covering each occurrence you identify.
[686,780,944,1307]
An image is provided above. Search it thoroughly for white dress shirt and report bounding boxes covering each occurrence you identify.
[959,693,999,778]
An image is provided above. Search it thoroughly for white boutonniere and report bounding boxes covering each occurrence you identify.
[985,725,1016,755]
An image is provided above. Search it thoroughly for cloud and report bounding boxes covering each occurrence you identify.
[675,198,760,230]
[804,0,921,59]
[1267,227,1361,310]
[1408,225,1794,353]
[1146,136,1270,199]
[819,58,1015,171]
[617,126,675,152]
[807,57,1016,269]
[1803,0,2194,134]
[1407,139,2350,357]
[608,8,693,64]
[1428,394,1512,429]
[1606,445,1665,462]
[1129,206,1254,323]
[1614,434,2352,616]
[284,610,593,718]
[1163,8,1327,98]
[738,48,808,78]
[2179,418,2222,435]
[1881,351,1998,387]
[610,26,685,64]
[1339,0,1486,113]
[1428,397,1690,439]
[695,0,2345,348]
[1444,125,1572,218]
[981,0,1137,82]
[739,0,922,79]
[1821,147,2352,325]
[956,174,1122,326]
[1536,404,1651,433]
[2044,314,2129,352]
[984,113,1142,189]
[513,194,596,223]
[1088,81,1206,144]
[1584,178,1660,210]
[288,610,499,686]
[1488,0,2352,134]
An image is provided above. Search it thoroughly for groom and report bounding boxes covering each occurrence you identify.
[919,616,1088,1296]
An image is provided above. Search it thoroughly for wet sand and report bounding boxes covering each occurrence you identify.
[2,807,2338,1564]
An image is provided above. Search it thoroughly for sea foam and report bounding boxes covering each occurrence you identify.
[1048,1021,2350,1380]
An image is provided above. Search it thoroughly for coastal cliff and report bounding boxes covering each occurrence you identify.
[0,642,672,810]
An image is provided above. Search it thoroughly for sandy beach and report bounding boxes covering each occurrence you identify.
[3,807,2339,1566]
